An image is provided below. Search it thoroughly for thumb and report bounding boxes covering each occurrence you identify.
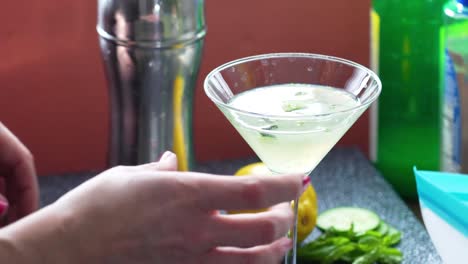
[137,151,179,171]
[156,151,178,171]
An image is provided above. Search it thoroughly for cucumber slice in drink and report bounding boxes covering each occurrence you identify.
[317,207,380,233]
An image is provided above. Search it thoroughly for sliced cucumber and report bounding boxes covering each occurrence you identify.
[387,226,400,236]
[376,221,390,236]
[317,207,380,234]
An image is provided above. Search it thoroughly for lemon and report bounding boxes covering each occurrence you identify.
[230,162,318,243]
[293,183,318,242]
[235,162,273,176]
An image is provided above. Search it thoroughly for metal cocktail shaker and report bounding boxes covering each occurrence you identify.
[97,0,206,170]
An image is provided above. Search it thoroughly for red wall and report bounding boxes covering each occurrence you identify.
[0,0,371,176]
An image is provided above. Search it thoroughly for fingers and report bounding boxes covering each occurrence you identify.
[135,153,301,212]
[0,122,38,222]
[181,172,303,211]
[204,237,292,264]
[210,203,293,248]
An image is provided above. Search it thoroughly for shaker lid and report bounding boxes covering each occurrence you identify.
[97,0,206,48]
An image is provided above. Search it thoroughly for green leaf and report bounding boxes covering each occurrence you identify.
[352,248,380,264]
[297,244,337,260]
[329,237,351,245]
[341,250,364,262]
[382,227,401,246]
[379,247,403,257]
[300,239,333,252]
[378,247,403,264]
[379,254,403,264]
[297,236,351,261]
[357,235,381,252]
[361,230,383,238]
[322,243,357,264]
[300,236,349,252]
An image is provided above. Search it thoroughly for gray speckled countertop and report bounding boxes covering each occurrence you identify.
[39,147,441,264]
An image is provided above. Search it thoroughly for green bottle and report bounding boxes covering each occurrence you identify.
[370,0,445,198]
[441,0,468,173]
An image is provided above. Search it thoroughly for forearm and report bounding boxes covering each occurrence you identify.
[0,204,81,263]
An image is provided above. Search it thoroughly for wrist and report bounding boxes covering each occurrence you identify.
[0,204,85,264]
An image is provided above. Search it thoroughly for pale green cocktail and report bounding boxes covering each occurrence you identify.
[225,84,363,175]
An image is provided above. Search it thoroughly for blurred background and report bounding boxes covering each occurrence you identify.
[0,0,371,176]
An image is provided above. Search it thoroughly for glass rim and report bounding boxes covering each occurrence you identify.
[204,52,382,120]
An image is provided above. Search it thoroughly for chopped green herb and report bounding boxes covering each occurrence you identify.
[259,124,278,138]
[263,124,278,130]
[295,91,307,96]
[282,102,307,112]
[259,132,276,138]
[297,121,305,127]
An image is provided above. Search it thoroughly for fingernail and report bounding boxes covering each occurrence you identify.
[302,176,310,189]
[0,200,9,217]
[279,238,293,252]
[160,151,175,161]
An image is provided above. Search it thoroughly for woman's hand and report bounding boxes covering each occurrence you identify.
[0,151,303,263]
[53,152,303,263]
[0,122,38,224]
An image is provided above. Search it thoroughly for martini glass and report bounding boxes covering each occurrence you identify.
[204,53,381,264]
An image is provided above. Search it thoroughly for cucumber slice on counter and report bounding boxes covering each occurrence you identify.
[317,207,380,233]
[376,221,390,235]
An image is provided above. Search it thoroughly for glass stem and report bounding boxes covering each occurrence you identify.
[285,197,299,264]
